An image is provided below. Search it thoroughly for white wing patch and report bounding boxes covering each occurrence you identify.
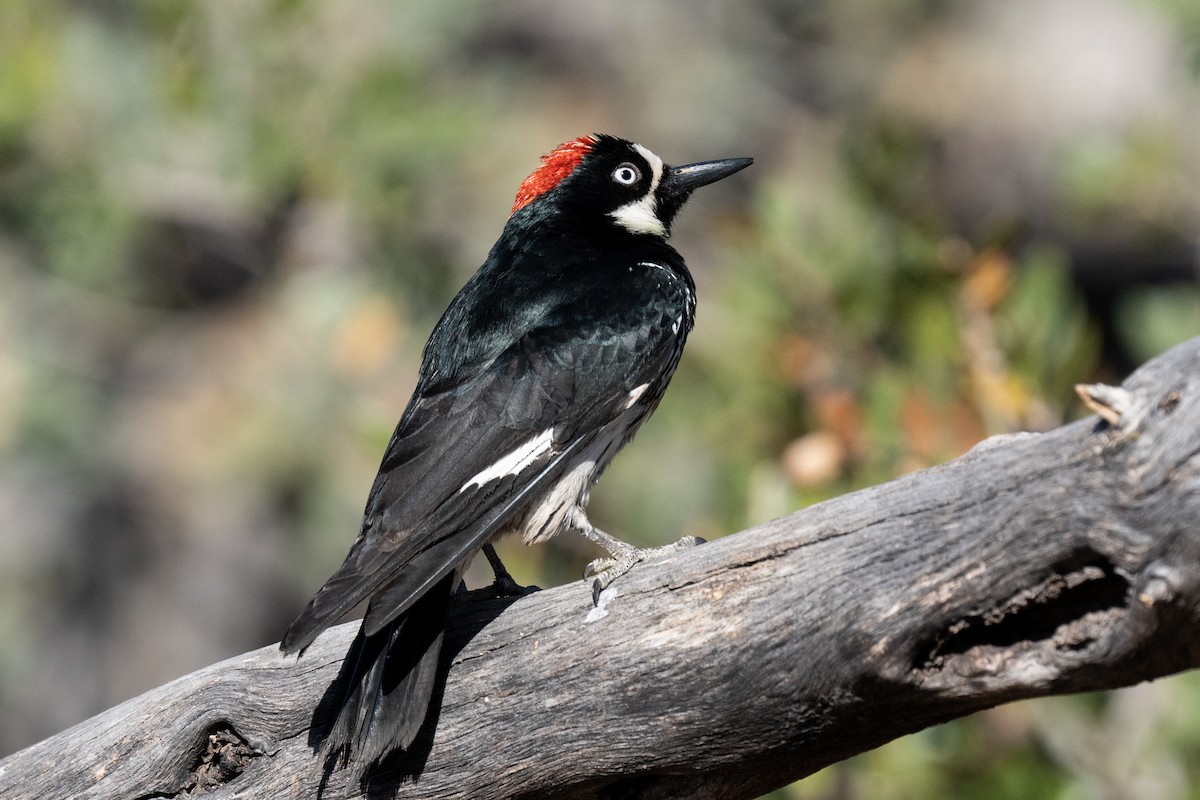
[460,428,555,492]
[624,382,651,409]
[637,260,671,276]
[609,143,667,238]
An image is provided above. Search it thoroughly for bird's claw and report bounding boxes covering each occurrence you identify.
[492,572,537,598]
[453,576,540,605]
[585,535,705,604]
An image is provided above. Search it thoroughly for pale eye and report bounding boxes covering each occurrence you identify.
[612,163,641,186]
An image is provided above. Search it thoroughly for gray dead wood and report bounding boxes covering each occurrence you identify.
[3,338,1200,800]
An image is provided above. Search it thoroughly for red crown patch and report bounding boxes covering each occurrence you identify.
[511,135,598,214]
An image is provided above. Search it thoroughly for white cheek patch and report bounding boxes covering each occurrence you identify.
[460,428,555,492]
[609,143,667,238]
[609,197,666,237]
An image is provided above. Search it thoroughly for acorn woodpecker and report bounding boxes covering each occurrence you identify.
[281,134,751,773]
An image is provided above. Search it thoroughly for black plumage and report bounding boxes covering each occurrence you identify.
[281,134,751,773]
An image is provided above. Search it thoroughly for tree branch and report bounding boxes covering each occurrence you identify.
[5,338,1200,800]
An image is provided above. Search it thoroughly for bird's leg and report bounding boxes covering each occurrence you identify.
[572,509,704,604]
[453,543,539,604]
[481,543,530,597]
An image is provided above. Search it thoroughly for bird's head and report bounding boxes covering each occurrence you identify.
[510,134,752,238]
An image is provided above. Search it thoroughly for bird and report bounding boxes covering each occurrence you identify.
[280,133,752,774]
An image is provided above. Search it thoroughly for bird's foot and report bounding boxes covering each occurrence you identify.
[584,535,705,604]
[452,578,540,605]
[453,542,541,605]
[493,572,540,598]
[453,556,540,606]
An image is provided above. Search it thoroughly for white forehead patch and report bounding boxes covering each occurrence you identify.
[608,143,668,238]
[633,143,664,187]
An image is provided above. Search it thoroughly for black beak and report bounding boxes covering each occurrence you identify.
[659,157,754,201]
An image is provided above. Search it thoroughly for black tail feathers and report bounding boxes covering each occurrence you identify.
[318,574,454,776]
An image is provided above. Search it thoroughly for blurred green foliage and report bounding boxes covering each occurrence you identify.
[1,0,1199,796]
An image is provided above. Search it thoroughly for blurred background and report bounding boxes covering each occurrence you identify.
[2,0,1199,797]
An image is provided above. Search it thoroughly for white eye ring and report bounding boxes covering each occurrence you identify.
[612,163,641,186]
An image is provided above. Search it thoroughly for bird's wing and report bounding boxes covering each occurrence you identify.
[281,291,684,653]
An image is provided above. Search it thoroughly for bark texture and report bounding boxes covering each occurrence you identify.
[4,338,1200,800]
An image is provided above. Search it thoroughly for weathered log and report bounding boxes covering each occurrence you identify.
[3,337,1199,800]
